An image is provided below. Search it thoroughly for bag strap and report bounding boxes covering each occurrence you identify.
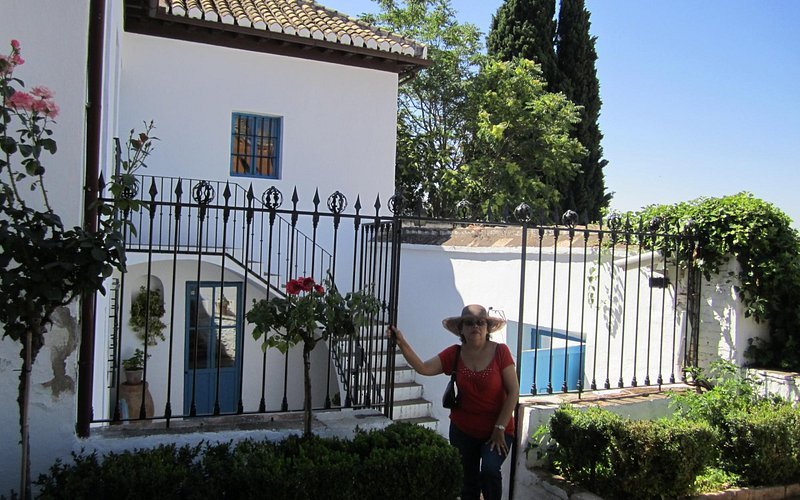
[450,345,461,381]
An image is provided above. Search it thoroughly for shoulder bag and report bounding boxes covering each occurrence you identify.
[442,345,461,409]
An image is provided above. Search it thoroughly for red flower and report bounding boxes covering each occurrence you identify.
[10,40,20,51]
[285,279,303,295]
[285,277,324,296]
[301,277,316,292]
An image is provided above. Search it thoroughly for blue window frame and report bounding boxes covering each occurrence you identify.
[230,112,282,179]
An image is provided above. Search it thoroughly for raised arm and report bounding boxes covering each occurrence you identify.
[387,325,444,376]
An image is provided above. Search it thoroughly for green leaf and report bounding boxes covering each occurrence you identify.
[0,135,17,154]
[40,138,57,154]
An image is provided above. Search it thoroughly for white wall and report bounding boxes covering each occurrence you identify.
[696,257,769,369]
[118,32,399,210]
[0,1,92,495]
[583,258,683,390]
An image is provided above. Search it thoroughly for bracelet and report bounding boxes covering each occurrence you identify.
[494,424,505,431]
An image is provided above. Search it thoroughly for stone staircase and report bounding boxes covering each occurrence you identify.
[387,351,438,430]
[334,333,438,430]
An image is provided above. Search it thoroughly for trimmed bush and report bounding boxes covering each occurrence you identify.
[721,403,800,486]
[35,423,462,500]
[36,444,204,500]
[608,418,716,498]
[548,405,716,499]
[353,423,462,499]
[671,361,800,487]
[548,405,618,486]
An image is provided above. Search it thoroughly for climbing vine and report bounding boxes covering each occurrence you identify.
[628,193,800,370]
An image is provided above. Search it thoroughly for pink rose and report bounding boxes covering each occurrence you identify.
[31,86,53,99]
[7,91,34,111]
[10,39,20,50]
[46,101,59,118]
[32,98,59,118]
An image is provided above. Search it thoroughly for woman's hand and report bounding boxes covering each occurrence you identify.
[387,325,405,345]
[487,428,509,456]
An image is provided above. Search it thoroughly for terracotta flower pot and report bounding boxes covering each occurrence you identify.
[124,369,143,385]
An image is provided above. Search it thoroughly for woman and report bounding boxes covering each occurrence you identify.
[388,304,519,500]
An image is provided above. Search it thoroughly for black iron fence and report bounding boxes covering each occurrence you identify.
[393,207,701,398]
[82,173,700,432]
[89,174,399,427]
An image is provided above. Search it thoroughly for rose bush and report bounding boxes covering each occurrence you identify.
[247,274,379,436]
[0,39,154,497]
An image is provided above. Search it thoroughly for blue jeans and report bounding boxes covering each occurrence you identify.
[449,422,513,500]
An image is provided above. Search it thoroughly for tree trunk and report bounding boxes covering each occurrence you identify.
[302,343,313,437]
[19,328,33,500]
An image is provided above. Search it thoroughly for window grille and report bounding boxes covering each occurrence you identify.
[230,112,282,179]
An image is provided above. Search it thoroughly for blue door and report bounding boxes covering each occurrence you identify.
[184,282,243,415]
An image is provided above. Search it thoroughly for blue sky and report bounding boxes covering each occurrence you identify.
[326,0,800,227]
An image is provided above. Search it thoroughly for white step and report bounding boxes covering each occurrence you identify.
[347,380,422,402]
[335,339,439,431]
[394,415,438,431]
[393,365,417,384]
[392,397,432,420]
[392,381,424,400]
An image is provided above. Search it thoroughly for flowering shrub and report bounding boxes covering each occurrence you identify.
[247,274,379,435]
[0,39,154,497]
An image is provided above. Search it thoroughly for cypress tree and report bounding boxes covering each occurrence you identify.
[555,0,609,220]
[487,0,558,86]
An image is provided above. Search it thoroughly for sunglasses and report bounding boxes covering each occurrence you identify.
[462,318,487,328]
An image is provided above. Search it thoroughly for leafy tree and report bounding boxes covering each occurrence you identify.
[455,58,585,217]
[556,0,609,220]
[362,0,483,216]
[366,0,584,218]
[487,0,558,86]
[487,0,609,221]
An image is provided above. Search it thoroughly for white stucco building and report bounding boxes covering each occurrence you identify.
[0,1,428,493]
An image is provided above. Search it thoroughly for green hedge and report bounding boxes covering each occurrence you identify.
[670,362,800,488]
[718,403,800,486]
[548,405,716,499]
[35,423,462,500]
[548,395,800,498]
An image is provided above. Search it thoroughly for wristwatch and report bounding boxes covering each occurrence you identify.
[494,424,505,431]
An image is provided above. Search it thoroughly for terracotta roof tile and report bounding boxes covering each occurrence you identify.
[158,0,427,59]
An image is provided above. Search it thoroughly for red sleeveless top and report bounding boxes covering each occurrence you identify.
[438,343,515,440]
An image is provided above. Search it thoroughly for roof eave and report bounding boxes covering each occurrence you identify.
[125,3,430,77]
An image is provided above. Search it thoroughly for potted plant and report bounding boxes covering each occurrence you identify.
[129,285,167,346]
[122,348,147,385]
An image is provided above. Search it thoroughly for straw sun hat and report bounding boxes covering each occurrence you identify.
[442,304,506,335]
